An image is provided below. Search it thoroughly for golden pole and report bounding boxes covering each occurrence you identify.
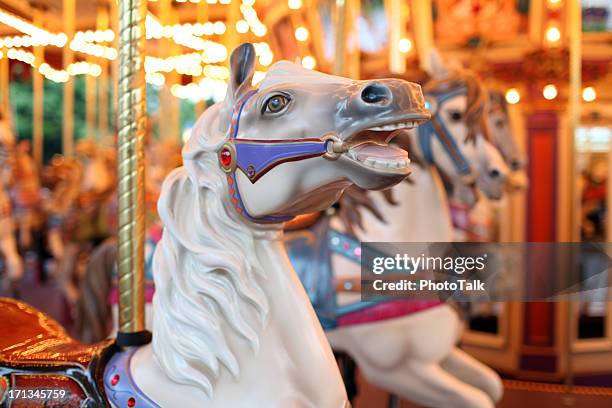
[86,56,97,138]
[410,0,433,72]
[387,0,404,73]
[0,54,8,115]
[195,0,208,116]
[97,2,110,140]
[111,0,119,131]
[333,0,347,75]
[346,0,360,79]
[116,0,150,345]
[32,5,44,165]
[564,0,581,398]
[63,0,75,157]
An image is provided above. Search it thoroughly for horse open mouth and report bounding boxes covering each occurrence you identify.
[344,119,422,172]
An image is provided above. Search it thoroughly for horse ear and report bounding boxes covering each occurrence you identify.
[227,43,256,102]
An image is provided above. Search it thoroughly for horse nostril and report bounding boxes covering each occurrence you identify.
[489,169,501,178]
[361,83,391,104]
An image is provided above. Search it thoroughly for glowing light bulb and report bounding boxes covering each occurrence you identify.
[288,0,302,9]
[505,88,520,104]
[302,55,316,70]
[398,38,412,54]
[582,86,596,102]
[236,20,249,34]
[546,26,561,43]
[294,26,309,42]
[542,84,558,100]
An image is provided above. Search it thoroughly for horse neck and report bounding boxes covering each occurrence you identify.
[251,227,337,355]
[348,165,453,243]
[135,224,345,406]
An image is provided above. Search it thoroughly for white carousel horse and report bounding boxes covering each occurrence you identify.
[131,43,428,408]
[0,43,429,407]
[0,115,24,292]
[296,68,504,408]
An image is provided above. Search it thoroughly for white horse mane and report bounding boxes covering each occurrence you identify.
[152,101,270,397]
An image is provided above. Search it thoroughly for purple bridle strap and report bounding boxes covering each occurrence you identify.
[222,89,333,223]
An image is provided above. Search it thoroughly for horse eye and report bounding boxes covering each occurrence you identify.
[263,94,290,114]
[495,119,504,129]
[449,111,462,122]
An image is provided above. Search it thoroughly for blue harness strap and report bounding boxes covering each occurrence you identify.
[418,87,472,176]
[220,90,334,224]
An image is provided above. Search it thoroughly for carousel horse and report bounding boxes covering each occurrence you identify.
[11,140,42,251]
[286,65,505,408]
[0,114,23,293]
[50,139,117,306]
[484,88,527,190]
[41,155,84,262]
[0,43,429,407]
[451,87,528,241]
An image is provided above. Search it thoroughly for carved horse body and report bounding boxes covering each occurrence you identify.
[287,69,505,408]
[0,43,429,407]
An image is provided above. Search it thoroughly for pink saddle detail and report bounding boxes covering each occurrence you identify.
[337,300,444,327]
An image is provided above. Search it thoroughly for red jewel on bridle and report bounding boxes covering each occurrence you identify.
[218,143,236,173]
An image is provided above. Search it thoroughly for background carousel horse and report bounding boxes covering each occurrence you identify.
[50,139,117,307]
[484,88,527,190]
[11,140,43,252]
[285,65,505,408]
[0,43,429,407]
[41,155,84,263]
[451,87,528,241]
[0,112,23,294]
[75,137,182,343]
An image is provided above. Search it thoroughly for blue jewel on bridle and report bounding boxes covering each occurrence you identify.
[417,87,476,181]
[218,89,346,224]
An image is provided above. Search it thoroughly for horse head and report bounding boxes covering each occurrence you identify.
[152,43,429,398]
[485,89,528,190]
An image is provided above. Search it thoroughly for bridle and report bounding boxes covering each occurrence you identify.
[217,89,347,223]
[417,87,477,184]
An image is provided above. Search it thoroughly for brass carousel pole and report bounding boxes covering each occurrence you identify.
[410,0,433,72]
[565,0,581,402]
[333,0,347,75]
[116,0,151,346]
[32,4,44,165]
[97,2,110,141]
[0,52,8,115]
[63,0,75,157]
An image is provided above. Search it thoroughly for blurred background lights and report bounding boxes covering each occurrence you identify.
[288,0,302,9]
[302,55,316,70]
[543,84,558,100]
[236,20,249,34]
[505,88,520,104]
[397,38,412,54]
[582,86,596,102]
[546,26,561,43]
[295,26,309,42]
